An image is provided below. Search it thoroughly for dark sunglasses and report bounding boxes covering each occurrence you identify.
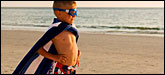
[53,8,77,16]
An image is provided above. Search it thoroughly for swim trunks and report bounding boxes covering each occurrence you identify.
[47,61,77,74]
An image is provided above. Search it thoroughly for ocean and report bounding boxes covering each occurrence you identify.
[1,7,164,37]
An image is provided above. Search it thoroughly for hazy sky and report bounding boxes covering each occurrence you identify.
[1,1,164,8]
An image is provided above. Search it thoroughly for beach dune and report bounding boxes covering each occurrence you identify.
[1,30,164,74]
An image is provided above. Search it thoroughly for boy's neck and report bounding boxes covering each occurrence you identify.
[54,18,72,25]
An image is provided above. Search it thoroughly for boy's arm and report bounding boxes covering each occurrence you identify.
[76,50,81,67]
[37,47,67,64]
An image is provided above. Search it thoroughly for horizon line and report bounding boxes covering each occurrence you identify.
[1,6,164,8]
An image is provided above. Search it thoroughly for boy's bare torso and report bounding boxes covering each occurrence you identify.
[52,30,78,66]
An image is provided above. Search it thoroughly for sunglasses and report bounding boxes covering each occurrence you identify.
[53,8,77,16]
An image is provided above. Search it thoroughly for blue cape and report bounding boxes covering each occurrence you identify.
[12,18,79,74]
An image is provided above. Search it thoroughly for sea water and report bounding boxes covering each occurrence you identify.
[1,7,164,37]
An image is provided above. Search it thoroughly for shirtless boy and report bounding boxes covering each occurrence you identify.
[37,1,81,74]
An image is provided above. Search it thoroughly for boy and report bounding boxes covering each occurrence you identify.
[13,1,81,74]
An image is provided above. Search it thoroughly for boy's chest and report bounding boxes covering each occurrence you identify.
[51,30,78,54]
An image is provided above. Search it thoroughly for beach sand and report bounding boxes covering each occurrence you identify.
[1,30,164,74]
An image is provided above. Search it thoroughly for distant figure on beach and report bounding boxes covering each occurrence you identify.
[13,1,81,74]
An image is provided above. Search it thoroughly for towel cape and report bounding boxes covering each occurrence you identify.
[12,18,79,74]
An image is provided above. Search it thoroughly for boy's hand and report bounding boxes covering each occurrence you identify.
[57,54,67,64]
[37,47,67,64]
[76,50,81,67]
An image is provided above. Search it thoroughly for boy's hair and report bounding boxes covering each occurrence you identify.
[53,1,76,8]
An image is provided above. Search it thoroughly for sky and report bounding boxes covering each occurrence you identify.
[1,1,164,8]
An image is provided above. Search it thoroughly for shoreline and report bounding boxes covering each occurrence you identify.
[1,25,164,37]
[1,30,164,74]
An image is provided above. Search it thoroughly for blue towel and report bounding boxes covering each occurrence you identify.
[13,18,79,74]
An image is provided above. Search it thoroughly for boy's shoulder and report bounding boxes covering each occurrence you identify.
[53,29,75,41]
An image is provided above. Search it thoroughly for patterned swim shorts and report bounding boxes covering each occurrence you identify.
[47,61,77,74]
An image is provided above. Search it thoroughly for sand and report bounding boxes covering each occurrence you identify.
[1,30,164,74]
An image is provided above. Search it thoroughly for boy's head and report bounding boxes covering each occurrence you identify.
[53,1,77,24]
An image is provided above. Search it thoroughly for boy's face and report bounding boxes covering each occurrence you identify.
[55,5,77,24]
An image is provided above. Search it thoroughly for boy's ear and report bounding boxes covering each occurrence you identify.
[55,11,61,17]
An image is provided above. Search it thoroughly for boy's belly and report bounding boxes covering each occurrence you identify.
[55,42,78,66]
